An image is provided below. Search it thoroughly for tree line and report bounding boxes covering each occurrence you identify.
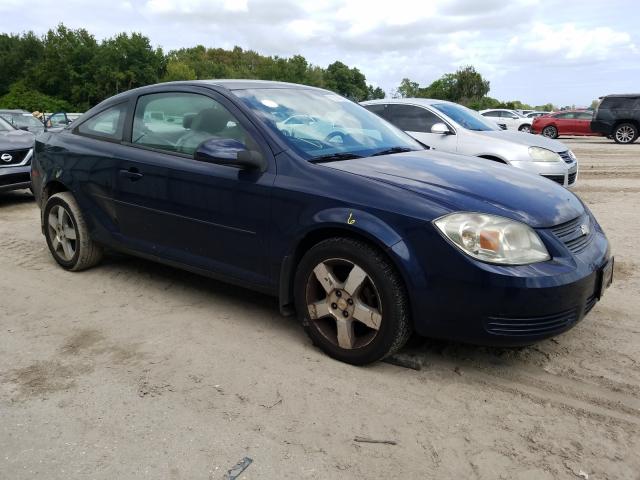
[0,24,385,112]
[1,24,564,114]
[394,66,555,112]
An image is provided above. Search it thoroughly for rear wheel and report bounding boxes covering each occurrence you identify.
[43,192,103,271]
[518,124,532,133]
[542,125,558,139]
[613,123,638,144]
[294,237,411,365]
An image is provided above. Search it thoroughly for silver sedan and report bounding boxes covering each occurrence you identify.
[361,98,578,188]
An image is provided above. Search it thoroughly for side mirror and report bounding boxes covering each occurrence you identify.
[194,138,267,172]
[431,123,452,135]
[18,126,29,131]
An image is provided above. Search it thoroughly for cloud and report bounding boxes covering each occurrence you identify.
[0,0,638,105]
[506,23,637,64]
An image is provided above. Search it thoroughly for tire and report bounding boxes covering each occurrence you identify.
[43,192,103,271]
[294,237,411,365]
[542,125,558,139]
[613,123,638,144]
[518,124,532,133]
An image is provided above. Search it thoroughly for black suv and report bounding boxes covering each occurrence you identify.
[591,94,640,144]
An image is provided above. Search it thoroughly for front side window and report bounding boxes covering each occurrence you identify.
[388,105,440,133]
[77,104,127,140]
[234,88,422,160]
[433,103,499,131]
[132,92,252,155]
[482,111,500,118]
[554,112,575,119]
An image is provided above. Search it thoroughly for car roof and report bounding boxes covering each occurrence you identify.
[361,98,459,107]
[0,109,30,114]
[600,93,640,99]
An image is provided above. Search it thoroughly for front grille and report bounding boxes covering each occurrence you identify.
[568,171,577,185]
[0,148,31,167]
[558,151,574,164]
[0,172,30,187]
[485,308,578,336]
[543,174,565,185]
[551,214,593,254]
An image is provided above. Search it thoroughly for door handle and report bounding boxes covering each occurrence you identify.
[119,168,143,181]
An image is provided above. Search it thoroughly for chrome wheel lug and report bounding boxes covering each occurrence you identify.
[331,303,338,309]
[342,310,349,318]
[347,298,353,305]
[336,290,342,297]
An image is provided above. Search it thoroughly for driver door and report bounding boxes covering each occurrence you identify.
[112,89,275,286]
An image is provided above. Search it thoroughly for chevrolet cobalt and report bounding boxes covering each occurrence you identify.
[32,81,613,365]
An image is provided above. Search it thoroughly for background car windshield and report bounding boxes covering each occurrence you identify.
[234,88,422,159]
[0,116,15,132]
[432,103,499,131]
[10,114,44,130]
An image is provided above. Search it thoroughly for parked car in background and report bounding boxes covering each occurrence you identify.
[526,111,550,119]
[532,110,599,139]
[0,116,34,193]
[32,80,612,364]
[0,109,45,135]
[362,99,578,187]
[591,94,640,144]
[479,109,532,132]
[44,112,82,132]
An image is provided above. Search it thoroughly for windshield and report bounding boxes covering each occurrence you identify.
[234,88,423,160]
[0,116,15,132]
[432,103,500,132]
[14,114,44,130]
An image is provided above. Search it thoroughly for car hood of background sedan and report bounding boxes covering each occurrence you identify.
[0,129,35,150]
[322,150,583,228]
[476,129,568,153]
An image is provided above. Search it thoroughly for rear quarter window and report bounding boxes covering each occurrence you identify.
[601,97,635,110]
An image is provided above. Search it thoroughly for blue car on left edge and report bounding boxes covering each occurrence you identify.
[31,80,613,365]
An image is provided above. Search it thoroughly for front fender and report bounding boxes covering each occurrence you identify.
[277,207,416,315]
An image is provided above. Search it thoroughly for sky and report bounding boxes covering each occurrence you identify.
[1,0,638,106]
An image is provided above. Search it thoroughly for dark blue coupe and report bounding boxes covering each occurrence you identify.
[32,80,613,365]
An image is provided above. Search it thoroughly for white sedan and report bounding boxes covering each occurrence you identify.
[479,109,532,133]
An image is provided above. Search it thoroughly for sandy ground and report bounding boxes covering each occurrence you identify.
[1,137,639,480]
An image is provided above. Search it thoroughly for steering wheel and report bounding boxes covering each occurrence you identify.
[324,131,348,143]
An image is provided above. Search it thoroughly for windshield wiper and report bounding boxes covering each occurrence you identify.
[371,146,415,156]
[310,152,364,163]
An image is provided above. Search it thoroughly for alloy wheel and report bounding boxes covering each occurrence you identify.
[615,125,635,143]
[47,205,77,261]
[305,258,382,350]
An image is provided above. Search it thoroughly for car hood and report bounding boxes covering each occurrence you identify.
[322,150,583,228]
[475,129,568,152]
[0,129,35,150]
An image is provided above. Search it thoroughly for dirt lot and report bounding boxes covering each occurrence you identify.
[1,137,639,479]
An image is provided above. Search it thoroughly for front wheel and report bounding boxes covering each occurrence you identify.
[294,238,411,365]
[542,125,558,139]
[43,192,103,271]
[519,124,532,133]
[613,123,638,144]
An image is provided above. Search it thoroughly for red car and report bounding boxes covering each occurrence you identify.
[532,110,601,139]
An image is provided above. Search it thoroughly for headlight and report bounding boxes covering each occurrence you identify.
[529,146,561,162]
[568,150,577,161]
[434,213,550,265]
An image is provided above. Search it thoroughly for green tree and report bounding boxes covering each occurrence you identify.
[397,78,420,98]
[365,85,385,100]
[324,61,368,101]
[0,81,72,112]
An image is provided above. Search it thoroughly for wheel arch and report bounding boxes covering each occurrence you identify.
[278,211,410,317]
[40,180,71,233]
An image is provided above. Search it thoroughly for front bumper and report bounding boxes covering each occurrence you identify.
[0,164,31,192]
[510,159,578,188]
[394,219,610,346]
